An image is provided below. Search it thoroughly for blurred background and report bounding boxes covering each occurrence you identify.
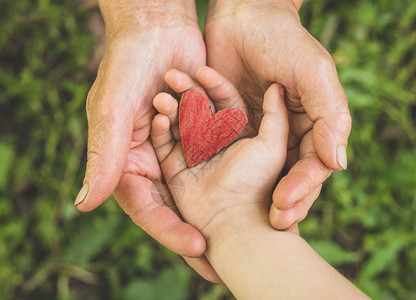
[0,0,415,299]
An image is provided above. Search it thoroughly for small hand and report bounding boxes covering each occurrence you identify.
[74,1,221,283]
[150,67,289,234]
[205,0,351,231]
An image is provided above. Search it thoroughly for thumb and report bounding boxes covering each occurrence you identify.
[74,88,133,211]
[257,83,289,152]
[295,51,352,171]
[313,113,351,170]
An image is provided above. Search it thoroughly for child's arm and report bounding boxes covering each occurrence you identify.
[204,205,368,300]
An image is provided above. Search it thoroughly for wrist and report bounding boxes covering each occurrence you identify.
[99,0,199,35]
[207,0,302,15]
[201,201,271,252]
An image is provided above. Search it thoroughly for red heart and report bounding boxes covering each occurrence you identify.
[179,90,248,167]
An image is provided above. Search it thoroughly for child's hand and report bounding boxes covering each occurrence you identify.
[150,66,288,238]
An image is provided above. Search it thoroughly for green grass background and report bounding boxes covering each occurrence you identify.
[0,0,415,299]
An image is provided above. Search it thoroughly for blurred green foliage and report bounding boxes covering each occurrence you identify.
[0,0,415,299]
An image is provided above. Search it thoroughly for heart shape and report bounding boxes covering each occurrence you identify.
[179,90,248,167]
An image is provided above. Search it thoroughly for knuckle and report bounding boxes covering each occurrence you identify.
[341,112,352,132]
[334,111,352,137]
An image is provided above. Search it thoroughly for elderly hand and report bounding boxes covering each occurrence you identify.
[205,0,351,232]
[74,0,221,283]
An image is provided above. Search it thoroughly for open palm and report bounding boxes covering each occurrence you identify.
[151,67,288,233]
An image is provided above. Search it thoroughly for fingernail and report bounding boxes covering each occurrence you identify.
[74,184,89,206]
[337,145,348,170]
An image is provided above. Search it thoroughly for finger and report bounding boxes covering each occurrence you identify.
[286,111,313,151]
[153,92,180,140]
[152,176,179,213]
[196,66,255,137]
[257,83,289,150]
[183,256,223,284]
[284,111,314,172]
[195,66,246,112]
[272,162,328,209]
[270,185,321,230]
[151,114,176,163]
[75,87,133,212]
[114,173,206,257]
[270,131,332,230]
[295,44,352,171]
[165,69,206,97]
[165,68,218,116]
[151,115,187,182]
[273,131,331,210]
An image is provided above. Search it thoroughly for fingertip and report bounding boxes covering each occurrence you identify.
[75,179,113,212]
[164,68,179,83]
[257,83,289,151]
[269,204,297,230]
[180,225,207,257]
[312,112,351,171]
[262,83,288,123]
[75,197,98,212]
[195,65,214,82]
[337,144,348,170]
[273,175,310,209]
[151,114,170,137]
[264,83,284,103]
[189,235,207,257]
[161,221,207,257]
[271,185,320,231]
[152,93,163,110]
[74,183,89,207]
[153,93,178,115]
[183,256,224,284]
[164,69,184,92]
[195,66,220,91]
[76,153,126,212]
[165,68,204,95]
[195,65,209,76]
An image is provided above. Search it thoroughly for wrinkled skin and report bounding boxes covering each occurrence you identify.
[76,1,222,283]
[76,0,351,284]
[205,0,351,232]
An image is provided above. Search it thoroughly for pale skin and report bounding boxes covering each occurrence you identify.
[75,0,352,282]
[150,67,367,299]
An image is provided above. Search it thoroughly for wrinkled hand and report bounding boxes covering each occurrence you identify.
[205,0,351,232]
[74,0,221,283]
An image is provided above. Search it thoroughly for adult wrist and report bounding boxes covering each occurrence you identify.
[99,0,199,34]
